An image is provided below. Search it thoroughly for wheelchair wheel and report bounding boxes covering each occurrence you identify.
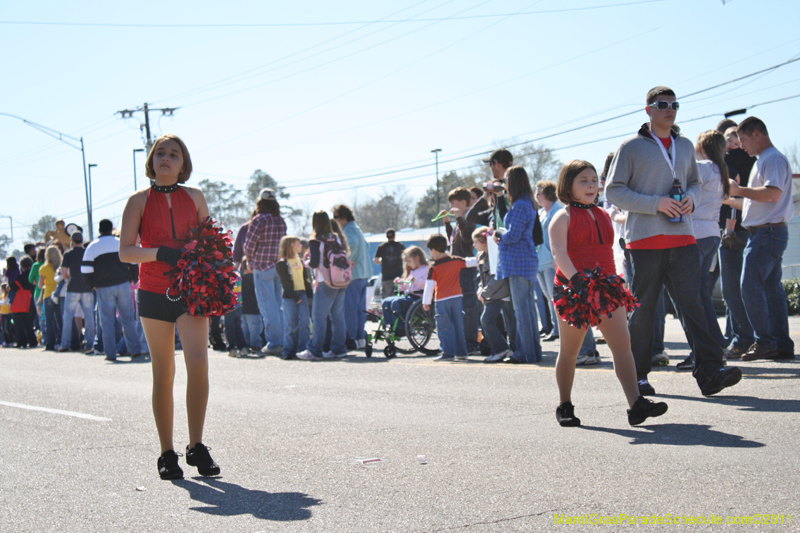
[405,300,440,355]
[365,340,373,358]
[383,345,396,358]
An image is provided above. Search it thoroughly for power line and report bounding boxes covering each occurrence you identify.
[0,2,664,28]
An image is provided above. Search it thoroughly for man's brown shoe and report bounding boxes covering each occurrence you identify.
[741,343,779,361]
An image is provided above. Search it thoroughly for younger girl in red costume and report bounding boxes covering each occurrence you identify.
[119,134,220,480]
[549,160,667,427]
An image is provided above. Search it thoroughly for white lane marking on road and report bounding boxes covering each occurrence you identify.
[0,401,111,422]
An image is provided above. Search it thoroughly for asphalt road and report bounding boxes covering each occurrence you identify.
[2,316,799,532]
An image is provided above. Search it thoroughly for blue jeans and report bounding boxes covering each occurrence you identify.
[224,307,247,350]
[435,297,467,357]
[741,225,793,351]
[508,276,542,363]
[60,292,95,350]
[283,292,310,356]
[480,298,516,355]
[537,268,557,332]
[344,278,368,342]
[579,327,596,355]
[719,230,754,349]
[382,294,417,335]
[308,283,346,357]
[242,313,264,349]
[253,267,284,349]
[44,297,61,350]
[97,282,141,358]
[629,246,725,382]
[460,268,481,351]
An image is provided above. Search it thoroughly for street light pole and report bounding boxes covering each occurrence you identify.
[431,148,442,228]
[0,112,90,244]
[133,148,145,190]
[88,164,97,240]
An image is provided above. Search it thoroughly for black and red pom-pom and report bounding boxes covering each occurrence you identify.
[553,267,638,329]
[166,217,238,317]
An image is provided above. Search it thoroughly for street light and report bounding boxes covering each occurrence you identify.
[133,148,145,190]
[88,164,97,240]
[431,148,442,228]
[0,112,91,244]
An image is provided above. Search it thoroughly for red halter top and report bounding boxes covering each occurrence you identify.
[138,187,197,294]
[554,205,617,285]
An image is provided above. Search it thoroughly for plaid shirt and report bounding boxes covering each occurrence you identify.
[496,194,538,282]
[243,213,287,271]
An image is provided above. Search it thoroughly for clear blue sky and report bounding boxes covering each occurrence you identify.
[1,0,799,247]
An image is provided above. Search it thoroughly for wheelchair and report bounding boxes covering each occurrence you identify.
[365,298,439,358]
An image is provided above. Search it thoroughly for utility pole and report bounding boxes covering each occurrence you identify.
[133,148,145,190]
[87,164,97,240]
[431,148,442,229]
[116,103,179,154]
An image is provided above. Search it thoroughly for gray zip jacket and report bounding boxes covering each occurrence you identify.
[605,123,700,244]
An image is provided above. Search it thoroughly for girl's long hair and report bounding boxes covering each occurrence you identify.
[401,246,427,278]
[696,130,731,198]
[311,210,349,253]
[44,245,62,270]
[505,165,536,207]
[278,236,300,261]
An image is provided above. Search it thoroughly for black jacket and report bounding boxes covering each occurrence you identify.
[275,259,313,300]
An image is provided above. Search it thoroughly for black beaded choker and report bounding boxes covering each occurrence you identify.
[151,182,179,193]
[569,201,594,209]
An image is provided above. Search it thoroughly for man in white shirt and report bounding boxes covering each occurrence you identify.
[727,116,795,360]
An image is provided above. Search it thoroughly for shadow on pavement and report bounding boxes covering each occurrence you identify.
[173,477,321,520]
[658,393,800,413]
[580,423,764,448]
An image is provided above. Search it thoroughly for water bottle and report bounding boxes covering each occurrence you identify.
[668,178,684,223]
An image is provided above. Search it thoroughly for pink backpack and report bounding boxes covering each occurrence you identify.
[318,236,352,288]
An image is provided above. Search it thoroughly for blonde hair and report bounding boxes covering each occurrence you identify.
[696,130,730,197]
[278,235,301,260]
[44,245,62,270]
[401,246,427,278]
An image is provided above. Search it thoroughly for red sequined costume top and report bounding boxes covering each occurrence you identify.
[554,204,617,285]
[138,187,197,294]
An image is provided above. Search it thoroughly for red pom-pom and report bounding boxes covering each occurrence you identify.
[553,267,638,329]
[165,217,238,317]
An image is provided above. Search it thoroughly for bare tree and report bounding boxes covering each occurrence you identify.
[515,143,562,184]
[28,215,58,243]
[357,187,416,234]
[785,142,800,174]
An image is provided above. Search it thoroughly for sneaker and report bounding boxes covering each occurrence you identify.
[322,350,336,359]
[627,396,668,426]
[454,355,468,361]
[228,349,239,358]
[485,349,511,363]
[726,345,748,359]
[638,379,655,396]
[432,354,454,361]
[336,351,348,358]
[157,450,183,480]
[542,331,559,342]
[56,346,70,353]
[556,402,581,427]
[699,366,742,396]
[185,443,220,477]
[651,352,669,366]
[676,356,694,371]
[297,350,320,361]
[467,347,482,356]
[741,343,779,361]
[261,345,284,356]
[576,350,599,366]
[356,339,366,349]
[104,356,117,362]
[85,348,98,355]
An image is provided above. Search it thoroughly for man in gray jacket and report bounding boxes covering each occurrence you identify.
[606,86,741,397]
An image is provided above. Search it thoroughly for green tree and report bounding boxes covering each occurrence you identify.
[356,187,416,234]
[0,234,11,259]
[28,215,57,243]
[415,171,482,228]
[198,179,249,231]
[246,169,289,203]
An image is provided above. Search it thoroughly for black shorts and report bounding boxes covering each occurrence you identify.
[137,289,187,323]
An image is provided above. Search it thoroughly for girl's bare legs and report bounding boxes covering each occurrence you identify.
[595,307,639,408]
[555,317,588,405]
[175,313,209,448]
[140,317,177,454]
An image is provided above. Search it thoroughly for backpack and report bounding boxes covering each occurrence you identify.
[318,236,352,289]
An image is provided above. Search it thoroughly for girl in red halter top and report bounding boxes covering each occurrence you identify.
[549,160,667,428]
[119,134,220,480]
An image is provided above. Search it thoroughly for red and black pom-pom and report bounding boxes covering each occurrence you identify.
[553,267,639,329]
[166,217,238,317]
